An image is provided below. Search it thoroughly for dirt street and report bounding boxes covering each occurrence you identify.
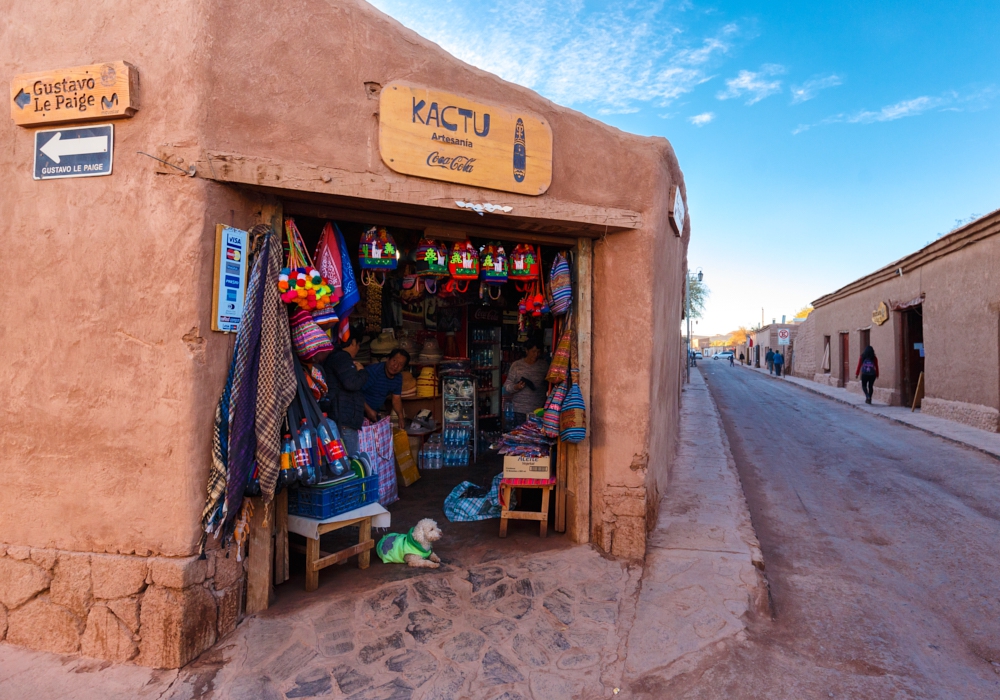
[655,363,1000,698]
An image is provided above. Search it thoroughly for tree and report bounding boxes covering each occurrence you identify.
[687,276,710,320]
[793,306,813,321]
[728,327,749,345]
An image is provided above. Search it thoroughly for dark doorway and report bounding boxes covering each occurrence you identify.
[840,333,850,387]
[860,328,870,354]
[900,306,925,405]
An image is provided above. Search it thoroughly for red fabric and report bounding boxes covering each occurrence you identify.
[501,477,556,486]
[855,356,879,378]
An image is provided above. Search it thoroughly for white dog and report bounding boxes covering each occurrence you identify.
[375,518,443,568]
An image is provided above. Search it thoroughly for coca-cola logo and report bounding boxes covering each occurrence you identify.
[426,151,476,173]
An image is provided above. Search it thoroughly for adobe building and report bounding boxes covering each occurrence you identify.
[1,0,689,667]
[749,323,800,370]
[800,208,1000,428]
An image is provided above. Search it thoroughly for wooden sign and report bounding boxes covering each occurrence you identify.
[379,82,552,196]
[872,301,889,326]
[669,184,686,236]
[10,61,139,127]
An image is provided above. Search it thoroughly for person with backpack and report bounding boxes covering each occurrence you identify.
[765,348,775,374]
[773,350,785,377]
[856,346,879,404]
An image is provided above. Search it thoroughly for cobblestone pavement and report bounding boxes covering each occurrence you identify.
[162,548,642,700]
[0,369,765,699]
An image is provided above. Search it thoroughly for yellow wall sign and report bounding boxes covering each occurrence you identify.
[872,301,889,325]
[10,61,139,127]
[379,82,552,196]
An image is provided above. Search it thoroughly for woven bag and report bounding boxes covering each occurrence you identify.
[549,252,572,316]
[546,322,572,384]
[541,382,568,439]
[448,240,479,292]
[290,309,333,361]
[509,244,539,290]
[559,379,586,443]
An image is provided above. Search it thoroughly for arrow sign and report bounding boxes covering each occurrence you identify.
[39,132,108,164]
[33,124,114,180]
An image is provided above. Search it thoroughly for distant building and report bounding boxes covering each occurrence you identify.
[796,208,1000,431]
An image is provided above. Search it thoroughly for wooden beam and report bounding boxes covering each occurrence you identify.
[197,152,641,236]
[274,490,289,586]
[568,238,593,544]
[282,200,584,246]
[245,497,273,614]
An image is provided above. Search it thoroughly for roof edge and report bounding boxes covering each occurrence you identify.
[813,206,1000,307]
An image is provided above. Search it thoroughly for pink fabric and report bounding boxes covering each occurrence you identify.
[359,417,398,506]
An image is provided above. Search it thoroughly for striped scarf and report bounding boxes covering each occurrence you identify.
[201,226,295,540]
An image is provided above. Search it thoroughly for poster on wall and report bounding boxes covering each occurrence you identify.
[379,81,553,196]
[212,225,248,333]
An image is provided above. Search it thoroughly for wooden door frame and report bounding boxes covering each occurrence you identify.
[839,332,850,387]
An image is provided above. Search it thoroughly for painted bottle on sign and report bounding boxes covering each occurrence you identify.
[513,118,526,183]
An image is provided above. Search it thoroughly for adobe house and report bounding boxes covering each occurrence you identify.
[0,0,689,666]
[802,208,1000,428]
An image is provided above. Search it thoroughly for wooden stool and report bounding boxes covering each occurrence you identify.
[499,478,555,538]
[286,504,389,592]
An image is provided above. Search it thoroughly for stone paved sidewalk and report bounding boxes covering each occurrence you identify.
[621,367,767,696]
[736,362,1000,460]
[0,369,767,700]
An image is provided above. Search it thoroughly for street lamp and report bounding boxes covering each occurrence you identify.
[686,268,703,383]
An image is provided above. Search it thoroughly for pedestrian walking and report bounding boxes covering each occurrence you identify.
[856,345,879,404]
[739,352,745,366]
[729,353,735,366]
[766,349,774,374]
[773,350,784,377]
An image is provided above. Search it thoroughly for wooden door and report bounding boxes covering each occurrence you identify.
[840,333,850,387]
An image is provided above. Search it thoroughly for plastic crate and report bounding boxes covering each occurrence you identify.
[288,474,379,519]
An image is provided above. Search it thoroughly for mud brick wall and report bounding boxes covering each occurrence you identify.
[0,542,244,668]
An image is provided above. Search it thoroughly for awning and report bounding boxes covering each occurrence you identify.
[891,294,925,311]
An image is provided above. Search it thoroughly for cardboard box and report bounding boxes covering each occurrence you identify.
[503,454,552,479]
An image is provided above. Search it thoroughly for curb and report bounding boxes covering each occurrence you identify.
[729,364,1000,463]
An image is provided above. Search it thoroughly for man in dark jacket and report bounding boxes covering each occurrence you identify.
[321,335,367,457]
[765,348,775,374]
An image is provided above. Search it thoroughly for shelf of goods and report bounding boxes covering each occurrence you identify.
[441,375,477,466]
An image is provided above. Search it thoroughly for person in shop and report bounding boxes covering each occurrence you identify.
[765,348,775,374]
[773,350,784,377]
[856,345,879,404]
[503,338,548,427]
[362,348,410,424]
[320,332,368,457]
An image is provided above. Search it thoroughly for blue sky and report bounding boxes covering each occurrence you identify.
[368,0,1000,335]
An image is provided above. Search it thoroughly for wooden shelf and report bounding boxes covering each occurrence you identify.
[403,395,439,401]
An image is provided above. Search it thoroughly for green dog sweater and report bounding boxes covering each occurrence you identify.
[376,529,431,564]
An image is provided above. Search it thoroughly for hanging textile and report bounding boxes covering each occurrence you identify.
[201,226,296,542]
[333,223,360,340]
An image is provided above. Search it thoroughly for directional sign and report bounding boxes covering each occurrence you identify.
[34,124,113,180]
[777,328,791,345]
[10,61,139,127]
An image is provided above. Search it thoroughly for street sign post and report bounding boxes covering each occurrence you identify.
[33,124,113,180]
[778,328,791,345]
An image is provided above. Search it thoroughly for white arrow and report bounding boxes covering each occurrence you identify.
[40,132,108,164]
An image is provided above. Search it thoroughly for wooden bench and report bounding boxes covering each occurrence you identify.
[287,504,390,592]
[499,477,555,538]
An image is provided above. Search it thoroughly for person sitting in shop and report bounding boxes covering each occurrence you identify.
[362,348,410,425]
[320,333,368,458]
[503,338,548,427]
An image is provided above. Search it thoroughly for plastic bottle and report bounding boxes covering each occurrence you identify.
[298,419,317,484]
[280,434,296,487]
[504,400,514,429]
[319,414,348,475]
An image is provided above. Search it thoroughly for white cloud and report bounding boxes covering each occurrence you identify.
[794,94,949,133]
[716,64,785,104]
[368,0,738,114]
[688,112,715,126]
[790,74,843,103]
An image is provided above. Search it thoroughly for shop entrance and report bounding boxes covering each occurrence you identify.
[267,206,587,601]
[839,332,850,387]
[900,306,924,406]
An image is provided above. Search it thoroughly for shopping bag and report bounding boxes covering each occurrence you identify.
[359,417,398,505]
[392,429,421,487]
[559,379,587,443]
[444,473,508,522]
